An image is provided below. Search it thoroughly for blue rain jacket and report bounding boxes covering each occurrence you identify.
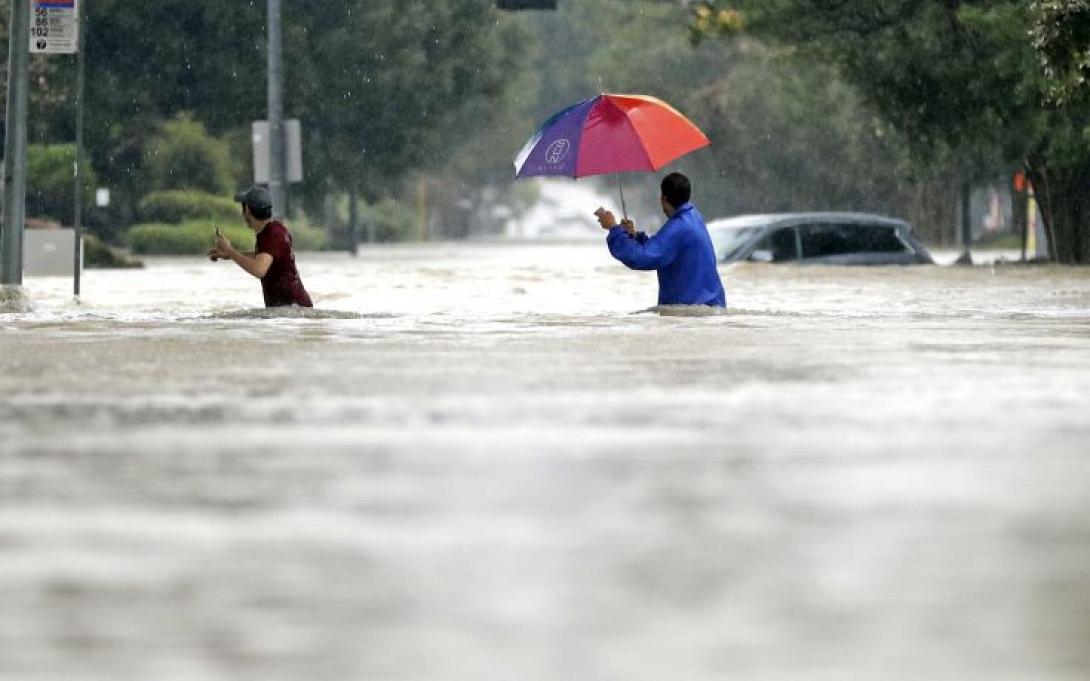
[606,203,727,307]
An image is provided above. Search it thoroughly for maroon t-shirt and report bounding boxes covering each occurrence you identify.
[255,221,312,308]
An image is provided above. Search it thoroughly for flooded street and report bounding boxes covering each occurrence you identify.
[2,242,1090,681]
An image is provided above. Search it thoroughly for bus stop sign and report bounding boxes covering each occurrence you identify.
[30,0,79,54]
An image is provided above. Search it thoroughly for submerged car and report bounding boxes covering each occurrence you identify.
[707,212,934,265]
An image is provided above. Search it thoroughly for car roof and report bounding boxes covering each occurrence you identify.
[707,212,910,230]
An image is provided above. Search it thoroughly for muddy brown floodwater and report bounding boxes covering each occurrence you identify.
[2,242,1089,681]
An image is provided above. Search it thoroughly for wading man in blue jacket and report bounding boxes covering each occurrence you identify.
[595,172,726,308]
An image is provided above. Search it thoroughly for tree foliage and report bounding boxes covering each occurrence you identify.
[692,0,1090,263]
[288,0,525,200]
[1,0,527,236]
[14,0,1090,258]
[1033,0,1090,104]
[143,115,236,195]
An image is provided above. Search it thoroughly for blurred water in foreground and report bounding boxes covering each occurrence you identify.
[2,242,1090,681]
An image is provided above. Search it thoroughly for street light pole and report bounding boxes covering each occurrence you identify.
[2,0,31,286]
[267,0,286,218]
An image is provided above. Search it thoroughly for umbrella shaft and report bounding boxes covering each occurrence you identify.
[618,175,628,220]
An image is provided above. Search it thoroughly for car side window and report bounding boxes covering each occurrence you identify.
[799,223,907,258]
[751,227,799,262]
[857,225,910,253]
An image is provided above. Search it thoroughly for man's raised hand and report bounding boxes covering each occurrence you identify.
[209,229,234,261]
[594,207,617,230]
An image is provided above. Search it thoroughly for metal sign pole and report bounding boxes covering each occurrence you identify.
[2,0,31,286]
[73,0,85,297]
[267,0,286,218]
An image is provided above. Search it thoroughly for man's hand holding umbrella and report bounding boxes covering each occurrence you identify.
[594,207,636,237]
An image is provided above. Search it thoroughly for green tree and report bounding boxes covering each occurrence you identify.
[1,0,263,230]
[1033,0,1090,104]
[288,0,528,206]
[692,0,1090,263]
[3,0,528,236]
[414,9,540,239]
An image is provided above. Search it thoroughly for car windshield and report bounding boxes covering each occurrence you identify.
[709,226,763,261]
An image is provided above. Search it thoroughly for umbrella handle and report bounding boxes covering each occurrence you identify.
[618,174,628,220]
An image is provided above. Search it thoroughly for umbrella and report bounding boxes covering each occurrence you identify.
[513,93,710,218]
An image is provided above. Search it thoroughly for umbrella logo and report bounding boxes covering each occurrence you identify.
[545,139,571,165]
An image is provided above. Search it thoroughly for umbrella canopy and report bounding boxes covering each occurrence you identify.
[513,94,710,179]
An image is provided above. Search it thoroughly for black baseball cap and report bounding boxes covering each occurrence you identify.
[234,186,273,211]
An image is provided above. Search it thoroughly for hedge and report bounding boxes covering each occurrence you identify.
[126,219,327,256]
[127,221,252,256]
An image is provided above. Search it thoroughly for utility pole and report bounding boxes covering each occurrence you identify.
[267,0,287,218]
[2,0,31,286]
[73,0,86,297]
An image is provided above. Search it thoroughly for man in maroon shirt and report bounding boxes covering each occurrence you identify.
[208,186,313,308]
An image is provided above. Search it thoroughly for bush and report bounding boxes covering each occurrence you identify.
[139,190,239,224]
[27,144,98,223]
[144,115,234,195]
[126,218,327,255]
